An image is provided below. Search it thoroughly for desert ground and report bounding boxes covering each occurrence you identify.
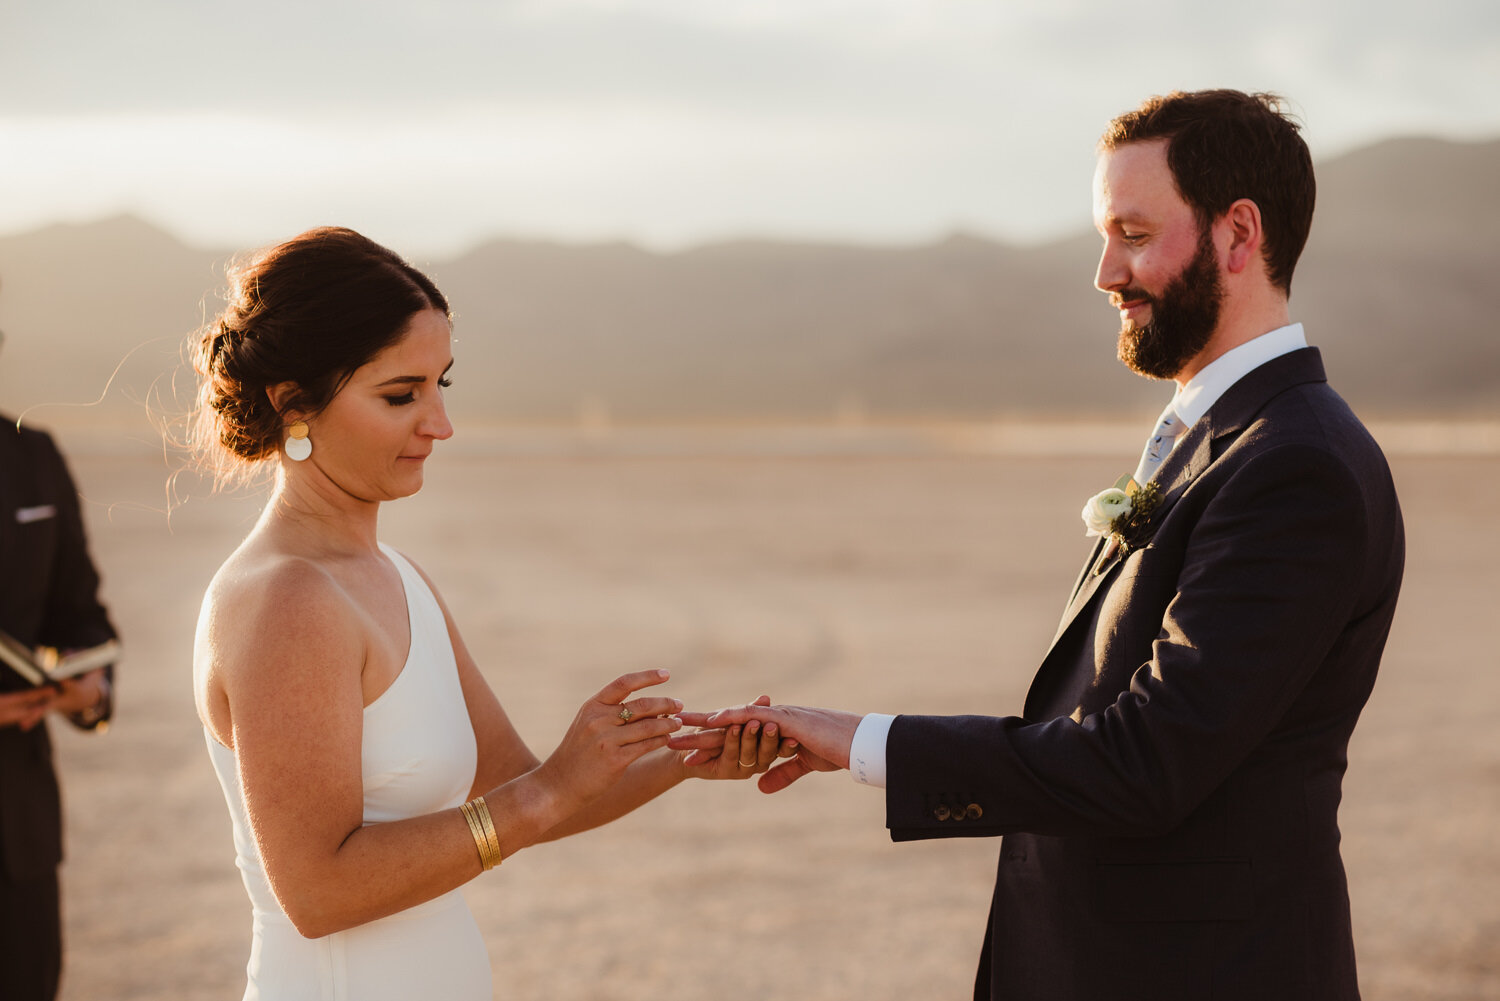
[42,429,1500,1000]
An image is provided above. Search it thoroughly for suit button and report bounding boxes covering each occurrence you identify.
[933,805,951,821]
[965,803,983,820]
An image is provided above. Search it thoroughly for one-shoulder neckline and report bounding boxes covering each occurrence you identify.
[205,544,418,750]
[364,543,417,713]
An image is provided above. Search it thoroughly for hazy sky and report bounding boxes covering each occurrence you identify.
[2,0,1496,255]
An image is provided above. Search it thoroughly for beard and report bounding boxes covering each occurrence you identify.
[1115,227,1224,380]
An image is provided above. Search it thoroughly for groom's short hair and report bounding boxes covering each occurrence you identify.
[1100,89,1316,295]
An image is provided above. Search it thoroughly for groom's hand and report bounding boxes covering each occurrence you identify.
[755,741,842,794]
[672,703,862,793]
[673,695,796,779]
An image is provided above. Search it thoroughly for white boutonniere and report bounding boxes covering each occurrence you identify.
[1081,475,1164,567]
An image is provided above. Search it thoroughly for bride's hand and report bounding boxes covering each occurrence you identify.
[535,669,682,808]
[672,695,796,780]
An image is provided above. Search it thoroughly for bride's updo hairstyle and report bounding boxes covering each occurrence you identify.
[190,227,449,487]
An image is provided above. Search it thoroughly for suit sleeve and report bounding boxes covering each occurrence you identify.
[886,441,1372,841]
[34,434,118,729]
[32,434,115,651]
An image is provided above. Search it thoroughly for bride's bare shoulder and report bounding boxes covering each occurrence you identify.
[194,542,365,741]
[197,545,362,681]
[203,544,341,621]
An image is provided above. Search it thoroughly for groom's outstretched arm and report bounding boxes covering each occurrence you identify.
[671,704,861,793]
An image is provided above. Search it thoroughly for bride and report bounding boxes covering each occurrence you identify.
[189,227,780,999]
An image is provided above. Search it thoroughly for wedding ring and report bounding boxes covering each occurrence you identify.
[617,707,634,723]
[739,759,757,769]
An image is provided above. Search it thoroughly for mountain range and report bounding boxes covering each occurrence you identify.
[0,135,1494,431]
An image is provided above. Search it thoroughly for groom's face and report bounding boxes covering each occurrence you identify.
[1092,140,1225,381]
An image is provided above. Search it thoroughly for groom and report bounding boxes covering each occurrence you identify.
[676,90,1404,1000]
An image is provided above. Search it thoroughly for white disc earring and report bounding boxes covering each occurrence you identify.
[285,421,312,461]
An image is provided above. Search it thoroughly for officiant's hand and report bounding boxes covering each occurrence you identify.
[676,695,796,780]
[0,687,55,731]
[672,703,859,793]
[51,667,109,722]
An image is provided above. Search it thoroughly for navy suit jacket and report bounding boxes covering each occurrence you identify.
[0,419,117,882]
[886,349,1404,1000]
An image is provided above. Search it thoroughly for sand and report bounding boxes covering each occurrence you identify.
[44,440,1500,1000]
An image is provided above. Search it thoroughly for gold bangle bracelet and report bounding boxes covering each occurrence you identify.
[458,801,485,868]
[460,800,499,871]
[461,797,503,870]
[470,796,503,868]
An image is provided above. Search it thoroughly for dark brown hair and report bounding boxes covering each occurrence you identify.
[1099,89,1315,294]
[190,227,448,483]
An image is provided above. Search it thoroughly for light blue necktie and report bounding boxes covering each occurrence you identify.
[1131,407,1184,487]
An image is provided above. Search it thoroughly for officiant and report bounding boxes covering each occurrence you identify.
[0,320,119,1001]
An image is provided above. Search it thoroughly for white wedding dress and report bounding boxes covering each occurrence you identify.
[206,545,493,1000]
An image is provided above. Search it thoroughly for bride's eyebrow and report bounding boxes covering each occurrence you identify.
[373,360,454,388]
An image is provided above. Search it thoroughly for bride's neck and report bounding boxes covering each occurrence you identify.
[260,475,381,558]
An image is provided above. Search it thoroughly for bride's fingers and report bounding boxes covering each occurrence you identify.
[754,721,781,768]
[592,669,671,707]
[614,714,682,746]
[614,696,682,723]
[735,722,760,768]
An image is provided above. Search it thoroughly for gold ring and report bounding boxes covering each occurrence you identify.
[618,707,634,723]
[739,760,756,769]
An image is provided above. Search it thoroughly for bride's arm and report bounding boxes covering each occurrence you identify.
[216,561,677,939]
[418,565,686,839]
[415,563,786,843]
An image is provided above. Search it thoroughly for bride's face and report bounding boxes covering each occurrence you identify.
[298,307,454,502]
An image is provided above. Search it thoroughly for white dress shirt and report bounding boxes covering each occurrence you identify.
[847,323,1309,788]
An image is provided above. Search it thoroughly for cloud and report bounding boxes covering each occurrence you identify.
[1,0,1496,251]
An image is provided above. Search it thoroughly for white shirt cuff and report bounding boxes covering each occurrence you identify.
[850,713,895,789]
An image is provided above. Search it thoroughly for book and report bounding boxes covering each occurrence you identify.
[0,630,120,688]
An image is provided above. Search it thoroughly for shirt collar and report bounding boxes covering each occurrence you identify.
[1171,323,1307,429]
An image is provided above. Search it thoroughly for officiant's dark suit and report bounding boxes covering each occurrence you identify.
[880,92,1405,1000]
[0,416,118,1000]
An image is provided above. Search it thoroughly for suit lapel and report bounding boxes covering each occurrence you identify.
[1042,347,1329,656]
[1048,424,1210,647]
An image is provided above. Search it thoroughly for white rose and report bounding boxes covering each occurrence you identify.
[1081,487,1132,537]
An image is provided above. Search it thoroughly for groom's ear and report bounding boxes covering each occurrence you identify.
[1221,199,1264,276]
